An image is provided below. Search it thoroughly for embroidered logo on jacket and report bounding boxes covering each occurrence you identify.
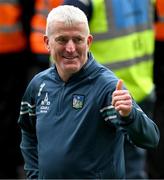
[72,94,85,109]
[40,93,50,113]
[38,83,45,96]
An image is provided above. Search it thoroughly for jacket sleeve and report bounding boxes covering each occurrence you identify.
[119,101,160,149]
[100,80,160,149]
[18,81,39,179]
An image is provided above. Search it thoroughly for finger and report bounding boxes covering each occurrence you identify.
[115,99,132,107]
[116,79,123,90]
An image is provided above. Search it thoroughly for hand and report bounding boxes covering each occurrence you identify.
[112,79,132,117]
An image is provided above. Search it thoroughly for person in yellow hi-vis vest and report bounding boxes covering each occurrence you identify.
[63,0,155,178]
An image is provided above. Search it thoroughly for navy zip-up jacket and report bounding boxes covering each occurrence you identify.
[18,53,159,179]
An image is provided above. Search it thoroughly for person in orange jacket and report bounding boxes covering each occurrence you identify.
[147,0,164,178]
[28,0,64,80]
[0,0,32,178]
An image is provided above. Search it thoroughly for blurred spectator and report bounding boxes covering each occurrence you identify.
[28,0,64,81]
[147,0,164,178]
[63,0,155,178]
[0,0,32,178]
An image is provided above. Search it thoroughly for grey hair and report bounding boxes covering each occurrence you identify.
[45,5,90,36]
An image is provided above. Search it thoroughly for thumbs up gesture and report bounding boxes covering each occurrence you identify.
[112,79,132,117]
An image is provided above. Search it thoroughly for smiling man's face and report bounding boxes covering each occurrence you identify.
[44,21,93,82]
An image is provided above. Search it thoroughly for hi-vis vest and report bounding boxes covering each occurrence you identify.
[90,0,154,102]
[155,0,164,40]
[30,0,63,54]
[0,0,26,53]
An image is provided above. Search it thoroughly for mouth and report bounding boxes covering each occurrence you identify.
[62,55,79,60]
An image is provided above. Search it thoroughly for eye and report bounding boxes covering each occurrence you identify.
[55,37,68,45]
[73,37,84,44]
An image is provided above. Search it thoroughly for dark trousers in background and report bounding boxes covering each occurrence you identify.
[147,41,164,179]
[0,53,28,178]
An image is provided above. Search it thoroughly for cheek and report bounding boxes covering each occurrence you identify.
[50,47,60,57]
[85,43,90,51]
[80,44,88,53]
[81,45,89,56]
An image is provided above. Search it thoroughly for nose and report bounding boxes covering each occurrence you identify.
[65,39,76,52]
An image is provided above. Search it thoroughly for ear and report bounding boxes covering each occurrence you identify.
[87,34,93,48]
[44,35,50,52]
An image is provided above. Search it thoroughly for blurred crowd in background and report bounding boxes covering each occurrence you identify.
[0,0,164,179]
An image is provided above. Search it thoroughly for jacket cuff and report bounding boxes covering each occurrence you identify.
[118,107,135,126]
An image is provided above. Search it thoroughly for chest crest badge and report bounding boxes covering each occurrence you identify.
[72,94,85,109]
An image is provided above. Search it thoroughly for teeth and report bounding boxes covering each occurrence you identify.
[66,57,74,59]
[63,56,77,59]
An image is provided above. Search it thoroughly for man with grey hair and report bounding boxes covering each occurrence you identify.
[18,5,159,179]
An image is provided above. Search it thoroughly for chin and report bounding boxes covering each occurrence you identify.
[68,68,80,74]
[65,65,81,73]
